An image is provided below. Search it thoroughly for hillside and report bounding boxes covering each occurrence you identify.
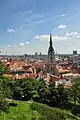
[0,101,80,120]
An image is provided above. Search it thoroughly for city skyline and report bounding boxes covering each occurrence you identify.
[0,0,80,55]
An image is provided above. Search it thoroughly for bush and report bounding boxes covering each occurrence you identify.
[72,105,80,117]
[31,102,80,120]
[0,90,9,112]
[9,102,18,107]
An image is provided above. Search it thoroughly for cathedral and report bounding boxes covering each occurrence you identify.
[46,34,58,76]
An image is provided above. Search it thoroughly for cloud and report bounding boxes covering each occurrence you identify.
[8,45,11,48]
[33,34,68,41]
[25,11,32,15]
[65,32,80,37]
[33,35,40,40]
[20,12,68,27]
[52,24,67,32]
[18,42,24,47]
[0,48,7,54]
[14,44,19,48]
[52,13,68,20]
[38,13,67,24]
[0,50,3,53]
[58,24,67,29]
[20,40,25,42]
[60,13,68,17]
[76,35,80,38]
[7,41,30,51]
[25,41,30,44]
[8,29,15,32]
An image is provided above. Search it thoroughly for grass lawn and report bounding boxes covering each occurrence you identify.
[0,101,41,120]
[72,78,80,85]
[0,101,80,120]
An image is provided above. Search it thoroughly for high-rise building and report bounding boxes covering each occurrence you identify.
[39,52,41,56]
[35,52,38,57]
[73,50,77,55]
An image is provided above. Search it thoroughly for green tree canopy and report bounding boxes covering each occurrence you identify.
[0,62,7,75]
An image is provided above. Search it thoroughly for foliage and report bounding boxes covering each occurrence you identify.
[0,62,7,75]
[72,105,80,117]
[0,77,40,101]
[31,102,80,120]
[1,75,80,118]
[69,78,80,117]
[70,79,80,105]
[70,83,80,105]
[36,68,41,73]
[48,85,69,107]
[0,89,9,112]
[0,102,41,120]
[0,76,13,98]
[0,76,70,108]
[72,78,80,85]
[0,101,80,120]
[0,77,10,112]
[70,79,80,117]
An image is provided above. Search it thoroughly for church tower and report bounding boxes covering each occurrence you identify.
[47,34,56,75]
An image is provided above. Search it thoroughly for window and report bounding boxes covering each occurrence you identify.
[50,57,52,60]
[51,67,53,71]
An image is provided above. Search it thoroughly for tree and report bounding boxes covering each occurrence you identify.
[0,76,13,99]
[0,62,7,75]
[0,91,9,112]
[36,68,41,73]
[12,78,40,101]
[48,85,69,107]
[0,83,9,112]
[56,85,68,106]
[75,85,80,105]
[70,83,80,106]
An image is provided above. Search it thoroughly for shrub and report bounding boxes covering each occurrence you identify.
[9,102,18,107]
[31,102,80,120]
[0,90,9,112]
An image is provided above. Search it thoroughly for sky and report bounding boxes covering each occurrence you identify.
[0,0,80,55]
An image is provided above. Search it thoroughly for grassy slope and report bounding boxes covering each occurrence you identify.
[0,101,80,120]
[31,102,80,120]
[0,102,41,120]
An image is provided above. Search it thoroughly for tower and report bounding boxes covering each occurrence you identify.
[47,34,56,75]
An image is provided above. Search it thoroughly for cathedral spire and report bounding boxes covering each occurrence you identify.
[50,33,52,47]
[47,33,56,75]
[48,34,54,53]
